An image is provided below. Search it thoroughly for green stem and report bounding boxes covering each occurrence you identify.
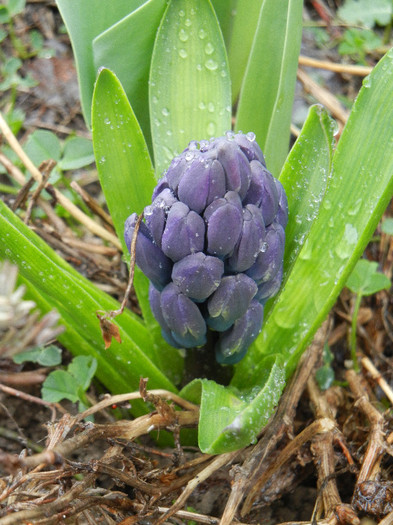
[350,293,363,373]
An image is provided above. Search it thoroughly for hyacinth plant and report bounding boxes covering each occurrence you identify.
[1,0,393,454]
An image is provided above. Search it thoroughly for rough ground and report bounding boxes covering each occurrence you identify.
[1,1,393,524]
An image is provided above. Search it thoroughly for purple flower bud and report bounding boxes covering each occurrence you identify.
[161,201,205,262]
[177,158,226,213]
[149,284,182,348]
[243,160,278,226]
[144,188,178,247]
[204,191,243,257]
[226,204,266,272]
[160,283,207,347]
[275,179,289,229]
[166,155,189,193]
[255,267,283,304]
[246,222,285,283]
[172,252,224,302]
[152,175,169,200]
[233,131,266,165]
[124,132,288,363]
[215,300,263,364]
[124,213,172,290]
[207,274,257,331]
[216,138,251,199]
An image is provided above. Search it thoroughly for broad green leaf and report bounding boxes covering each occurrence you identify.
[92,68,155,240]
[0,200,178,410]
[337,0,392,28]
[181,356,285,454]
[13,345,62,366]
[149,0,231,175]
[226,0,264,103]
[92,0,167,146]
[235,0,303,177]
[233,47,393,386]
[55,0,142,126]
[91,68,183,382]
[68,355,97,391]
[42,370,79,403]
[279,106,335,276]
[24,130,61,166]
[210,0,237,46]
[263,105,335,320]
[346,259,391,296]
[59,136,95,170]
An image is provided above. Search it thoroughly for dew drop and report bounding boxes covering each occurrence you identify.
[104,117,110,125]
[161,107,170,117]
[179,48,188,59]
[207,122,216,136]
[185,18,192,26]
[178,28,188,42]
[205,42,214,55]
[198,101,206,110]
[207,102,215,113]
[205,59,218,71]
[179,9,185,16]
[198,28,207,39]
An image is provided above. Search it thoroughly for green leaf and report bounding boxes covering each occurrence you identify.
[346,259,391,296]
[13,345,62,366]
[225,0,264,103]
[279,106,335,280]
[24,130,61,168]
[7,0,25,16]
[92,0,167,146]
[42,370,79,403]
[92,68,177,363]
[181,356,285,454]
[149,0,231,175]
[92,68,156,230]
[59,136,95,170]
[337,0,392,28]
[68,355,97,391]
[233,47,393,385]
[55,0,142,126]
[0,200,178,415]
[235,0,303,177]
[382,217,393,235]
[315,365,335,391]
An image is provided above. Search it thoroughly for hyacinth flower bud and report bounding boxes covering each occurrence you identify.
[149,283,181,348]
[243,160,279,226]
[204,191,243,257]
[161,201,205,262]
[246,222,285,284]
[216,138,251,199]
[226,204,266,273]
[255,267,284,305]
[207,274,257,331]
[216,300,264,365]
[172,252,224,302]
[144,188,177,247]
[177,157,226,214]
[233,131,266,164]
[124,213,172,290]
[160,282,207,348]
[124,131,288,365]
[275,178,289,229]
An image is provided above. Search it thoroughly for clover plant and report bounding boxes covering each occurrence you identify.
[1,0,393,454]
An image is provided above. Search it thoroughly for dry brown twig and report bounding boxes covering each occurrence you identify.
[216,321,330,525]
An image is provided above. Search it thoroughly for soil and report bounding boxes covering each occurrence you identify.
[1,1,393,524]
